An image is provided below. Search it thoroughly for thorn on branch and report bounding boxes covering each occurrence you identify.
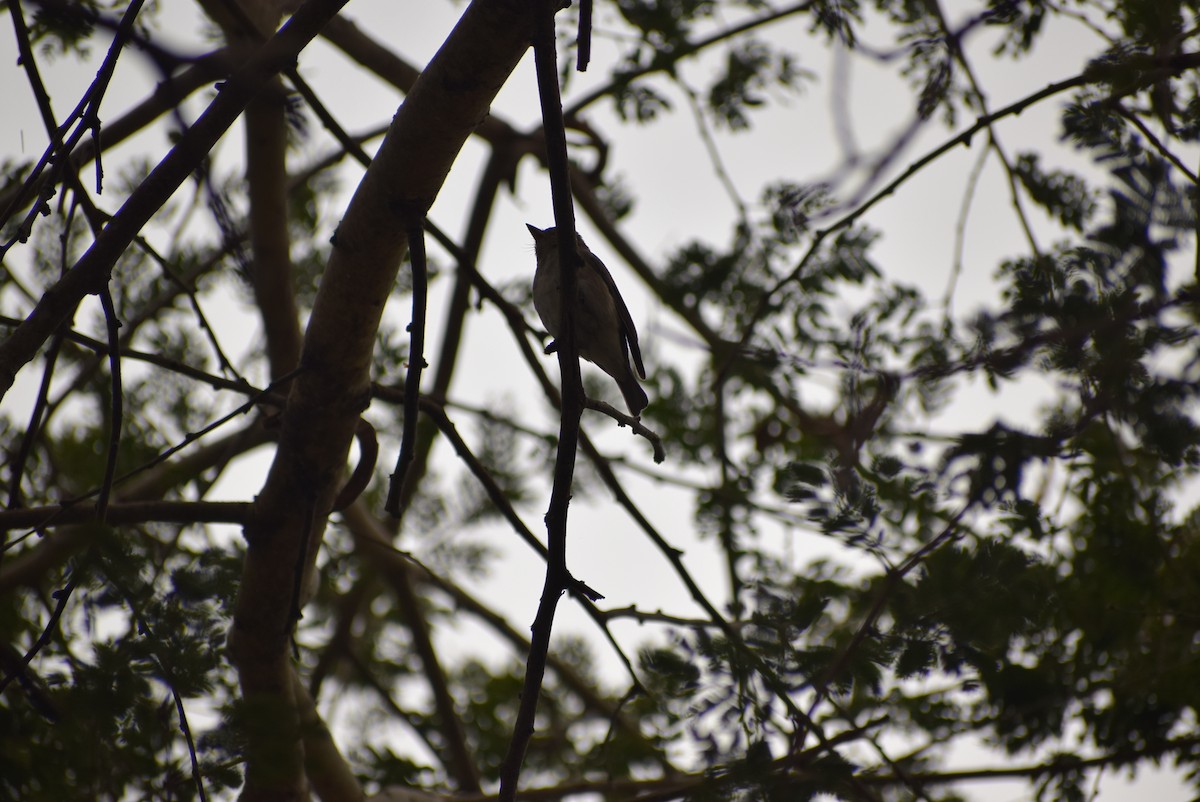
[569,574,605,602]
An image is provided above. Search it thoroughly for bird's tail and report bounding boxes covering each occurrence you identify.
[619,375,649,417]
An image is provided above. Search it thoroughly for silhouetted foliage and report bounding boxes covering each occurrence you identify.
[2,1,1200,801]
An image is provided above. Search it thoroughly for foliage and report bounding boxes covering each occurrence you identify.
[2,1,1200,801]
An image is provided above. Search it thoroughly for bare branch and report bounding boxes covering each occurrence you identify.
[499,2,586,793]
[229,2,539,797]
[0,0,352,401]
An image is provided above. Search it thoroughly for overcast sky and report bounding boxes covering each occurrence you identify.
[1,2,1195,800]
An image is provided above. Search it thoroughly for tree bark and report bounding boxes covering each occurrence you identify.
[226,2,537,798]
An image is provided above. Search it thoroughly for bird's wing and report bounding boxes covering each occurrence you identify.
[583,249,646,379]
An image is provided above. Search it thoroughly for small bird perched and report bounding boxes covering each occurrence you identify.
[528,223,648,416]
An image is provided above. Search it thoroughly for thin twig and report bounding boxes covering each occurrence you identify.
[679,77,749,229]
[0,553,90,696]
[104,572,210,802]
[22,238,246,432]
[563,1,817,119]
[135,233,244,379]
[342,502,669,769]
[0,315,256,395]
[410,397,549,560]
[1118,105,1199,183]
[928,0,1042,259]
[801,505,971,729]
[0,0,147,249]
[582,397,665,462]
[942,140,990,315]
[96,286,123,522]
[7,331,65,508]
[385,215,429,517]
[0,369,296,542]
[376,544,482,791]
[718,69,1095,386]
[0,0,353,402]
[576,422,831,747]
[7,1,61,144]
[576,0,593,72]
[408,396,639,682]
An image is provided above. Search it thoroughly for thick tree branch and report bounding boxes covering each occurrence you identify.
[228,2,538,798]
[291,665,365,802]
[245,77,304,378]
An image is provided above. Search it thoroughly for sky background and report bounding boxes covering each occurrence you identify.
[1,1,1196,800]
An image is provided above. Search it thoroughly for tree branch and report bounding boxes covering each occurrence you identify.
[228,2,539,797]
[0,0,351,401]
[385,216,430,517]
[498,2,586,793]
[291,665,365,802]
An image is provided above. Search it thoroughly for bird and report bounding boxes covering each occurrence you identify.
[528,223,648,416]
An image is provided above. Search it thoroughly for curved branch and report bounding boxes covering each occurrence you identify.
[228,3,539,798]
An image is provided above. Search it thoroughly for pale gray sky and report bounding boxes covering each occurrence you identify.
[1,3,1194,800]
